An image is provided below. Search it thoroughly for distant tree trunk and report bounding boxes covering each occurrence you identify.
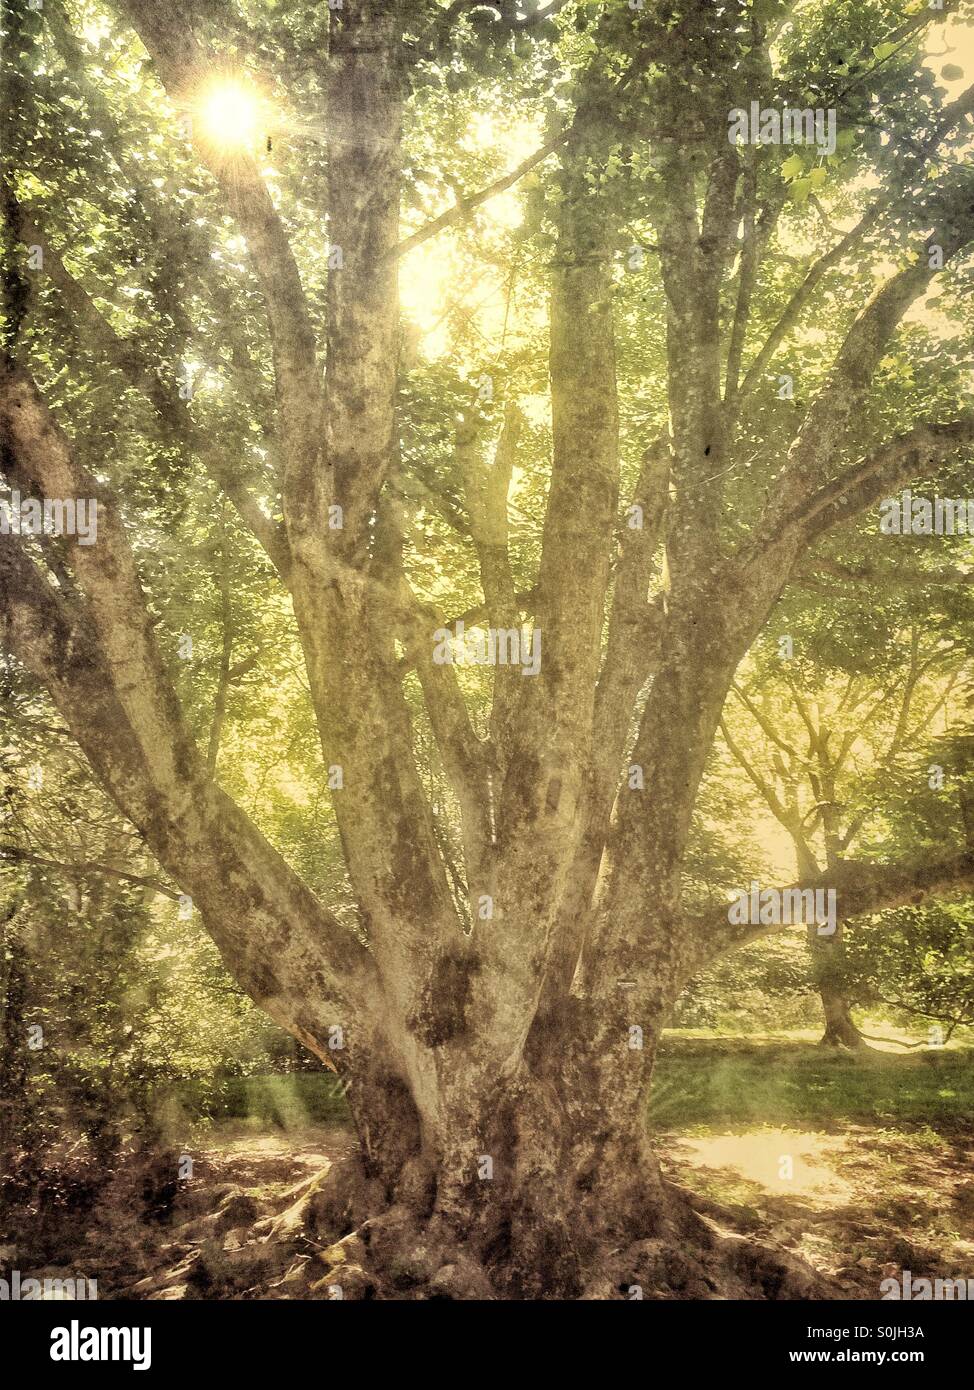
[809,924,867,1051]
[812,783,867,1051]
[819,985,866,1050]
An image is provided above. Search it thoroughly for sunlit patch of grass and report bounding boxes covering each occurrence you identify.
[175,1072,350,1130]
[650,1036,974,1133]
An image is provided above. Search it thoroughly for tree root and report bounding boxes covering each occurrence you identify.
[119,1155,840,1301]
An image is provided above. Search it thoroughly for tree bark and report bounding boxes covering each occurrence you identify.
[808,924,867,1051]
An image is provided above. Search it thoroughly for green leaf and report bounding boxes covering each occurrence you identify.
[808,166,827,189]
[941,64,964,82]
[781,153,804,180]
[872,41,898,62]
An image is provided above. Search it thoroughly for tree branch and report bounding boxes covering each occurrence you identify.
[0,183,292,581]
[115,0,324,539]
[0,362,374,1045]
[782,416,974,549]
[710,852,974,959]
[393,134,567,261]
[0,844,181,901]
[738,81,974,404]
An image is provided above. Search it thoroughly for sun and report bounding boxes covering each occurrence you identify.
[195,77,263,153]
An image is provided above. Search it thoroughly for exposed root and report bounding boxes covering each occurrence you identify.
[101,1149,839,1301]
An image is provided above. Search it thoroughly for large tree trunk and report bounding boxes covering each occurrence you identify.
[321,982,825,1299]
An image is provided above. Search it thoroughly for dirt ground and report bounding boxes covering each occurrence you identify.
[20,1115,966,1300]
[662,1125,974,1298]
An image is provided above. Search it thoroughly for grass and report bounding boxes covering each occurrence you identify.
[649,1034,974,1133]
[173,1034,974,1138]
[174,1071,351,1129]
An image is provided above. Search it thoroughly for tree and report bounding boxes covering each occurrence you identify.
[719,629,970,1047]
[3,0,974,1297]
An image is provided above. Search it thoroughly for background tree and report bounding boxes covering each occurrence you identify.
[719,621,971,1047]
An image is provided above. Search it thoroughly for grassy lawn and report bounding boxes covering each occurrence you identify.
[179,1033,974,1137]
[650,1034,974,1134]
